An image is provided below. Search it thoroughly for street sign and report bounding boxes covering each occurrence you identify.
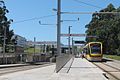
[61,34,86,37]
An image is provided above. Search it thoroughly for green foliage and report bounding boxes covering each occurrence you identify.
[104,54,120,60]
[0,1,14,52]
[24,47,41,54]
[85,4,120,55]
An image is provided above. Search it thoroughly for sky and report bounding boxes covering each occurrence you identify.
[4,0,120,45]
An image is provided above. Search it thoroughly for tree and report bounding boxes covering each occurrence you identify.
[46,45,51,53]
[0,1,14,52]
[85,4,120,55]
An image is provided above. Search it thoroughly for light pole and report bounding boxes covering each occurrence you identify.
[68,26,72,54]
[57,0,61,56]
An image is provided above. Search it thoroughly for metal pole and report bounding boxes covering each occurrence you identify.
[57,0,61,55]
[72,38,74,55]
[3,26,6,64]
[34,37,36,54]
[34,37,36,61]
[68,26,72,54]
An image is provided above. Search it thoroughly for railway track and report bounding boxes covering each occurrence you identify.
[0,63,53,76]
[93,61,120,80]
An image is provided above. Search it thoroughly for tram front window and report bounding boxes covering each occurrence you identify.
[90,44,101,54]
[91,47,101,54]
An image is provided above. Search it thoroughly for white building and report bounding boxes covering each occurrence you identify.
[12,34,27,48]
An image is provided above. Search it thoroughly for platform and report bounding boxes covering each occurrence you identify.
[57,58,107,80]
[0,64,28,68]
[0,58,108,80]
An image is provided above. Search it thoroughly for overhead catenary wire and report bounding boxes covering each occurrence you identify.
[73,0,103,9]
[13,14,56,24]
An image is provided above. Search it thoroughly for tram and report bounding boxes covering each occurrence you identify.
[83,42,103,61]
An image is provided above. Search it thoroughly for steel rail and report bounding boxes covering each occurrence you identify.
[93,62,120,80]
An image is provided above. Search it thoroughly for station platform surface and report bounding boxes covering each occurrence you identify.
[0,58,108,80]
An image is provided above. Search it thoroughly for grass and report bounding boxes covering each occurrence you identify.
[24,48,41,54]
[103,54,120,60]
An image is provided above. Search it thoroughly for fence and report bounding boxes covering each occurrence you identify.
[0,53,53,64]
[56,54,74,73]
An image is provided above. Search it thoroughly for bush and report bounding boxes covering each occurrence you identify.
[116,48,120,56]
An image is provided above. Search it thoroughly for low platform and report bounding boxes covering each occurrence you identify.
[0,64,28,68]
